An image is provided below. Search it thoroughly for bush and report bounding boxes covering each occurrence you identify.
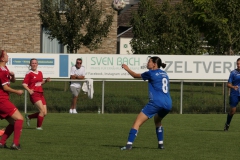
[9,80,228,114]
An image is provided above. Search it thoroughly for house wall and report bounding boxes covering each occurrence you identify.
[77,0,118,54]
[0,0,41,53]
[0,0,117,54]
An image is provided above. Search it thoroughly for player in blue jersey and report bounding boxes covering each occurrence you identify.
[120,56,172,150]
[224,58,240,131]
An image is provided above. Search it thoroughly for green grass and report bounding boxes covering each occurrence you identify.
[1,113,239,159]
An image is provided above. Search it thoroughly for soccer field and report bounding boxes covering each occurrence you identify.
[0,113,239,159]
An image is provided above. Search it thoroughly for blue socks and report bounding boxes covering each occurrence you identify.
[156,126,163,144]
[126,127,164,146]
[127,128,138,144]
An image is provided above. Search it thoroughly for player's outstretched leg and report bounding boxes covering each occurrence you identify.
[121,128,138,150]
[156,126,164,149]
[224,123,230,131]
[224,113,234,131]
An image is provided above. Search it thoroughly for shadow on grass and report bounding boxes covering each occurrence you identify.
[197,129,224,132]
[101,144,158,150]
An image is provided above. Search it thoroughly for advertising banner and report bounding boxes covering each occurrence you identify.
[7,53,238,80]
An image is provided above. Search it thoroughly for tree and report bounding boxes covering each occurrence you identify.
[130,0,200,55]
[130,0,160,54]
[188,0,240,55]
[39,0,113,53]
[171,1,201,55]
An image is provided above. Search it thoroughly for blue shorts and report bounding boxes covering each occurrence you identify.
[141,102,170,119]
[229,96,240,107]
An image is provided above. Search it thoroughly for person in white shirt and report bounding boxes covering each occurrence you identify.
[69,58,85,114]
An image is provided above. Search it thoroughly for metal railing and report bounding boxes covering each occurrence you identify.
[16,79,228,114]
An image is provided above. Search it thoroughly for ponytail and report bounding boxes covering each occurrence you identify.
[150,56,166,69]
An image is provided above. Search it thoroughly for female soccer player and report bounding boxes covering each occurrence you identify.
[121,56,172,150]
[22,58,50,130]
[224,58,240,131]
[0,50,24,150]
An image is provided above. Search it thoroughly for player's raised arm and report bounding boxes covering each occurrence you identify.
[122,64,141,78]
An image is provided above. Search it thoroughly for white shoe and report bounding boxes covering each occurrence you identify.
[69,109,73,114]
[72,109,78,114]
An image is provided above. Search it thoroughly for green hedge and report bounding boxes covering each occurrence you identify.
[9,80,229,114]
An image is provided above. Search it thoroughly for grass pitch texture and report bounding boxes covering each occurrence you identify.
[0,114,239,159]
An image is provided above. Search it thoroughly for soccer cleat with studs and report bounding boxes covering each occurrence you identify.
[0,143,7,149]
[10,143,21,150]
[120,144,132,150]
[224,123,230,131]
[158,144,164,149]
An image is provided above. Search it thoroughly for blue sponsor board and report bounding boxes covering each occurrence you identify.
[59,55,68,77]
[12,58,54,65]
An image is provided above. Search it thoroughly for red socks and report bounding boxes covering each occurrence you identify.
[13,120,23,145]
[0,119,23,146]
[28,112,40,119]
[0,124,14,144]
[37,115,44,128]
[28,112,45,128]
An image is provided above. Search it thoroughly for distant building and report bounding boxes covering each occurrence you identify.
[0,0,117,54]
[0,0,182,54]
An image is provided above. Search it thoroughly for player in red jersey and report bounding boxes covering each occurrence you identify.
[22,58,50,130]
[0,50,24,150]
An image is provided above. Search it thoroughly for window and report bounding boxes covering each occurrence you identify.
[41,26,65,53]
[42,0,68,12]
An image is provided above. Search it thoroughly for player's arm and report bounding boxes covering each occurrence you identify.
[122,64,141,78]
[22,83,34,95]
[22,73,34,94]
[227,82,238,90]
[42,77,50,85]
[3,84,23,95]
[9,71,15,83]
